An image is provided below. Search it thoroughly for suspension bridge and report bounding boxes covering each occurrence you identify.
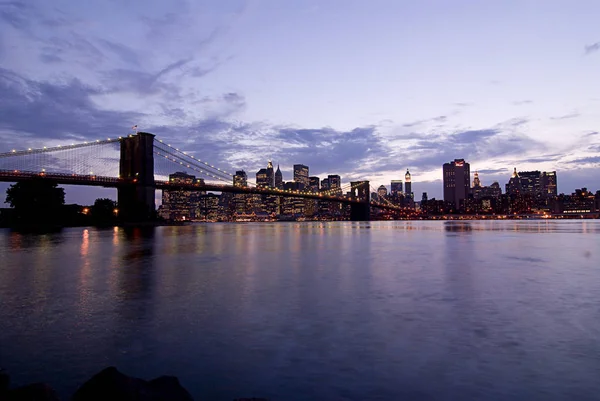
[0,132,404,221]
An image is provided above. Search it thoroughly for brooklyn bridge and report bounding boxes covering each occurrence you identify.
[0,132,405,221]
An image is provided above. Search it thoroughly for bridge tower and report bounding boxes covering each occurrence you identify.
[350,180,370,221]
[118,132,155,222]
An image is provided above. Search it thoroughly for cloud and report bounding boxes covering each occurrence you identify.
[512,100,533,105]
[402,115,447,128]
[584,42,600,55]
[0,68,142,143]
[551,112,580,120]
[477,168,509,175]
[520,154,563,163]
[0,1,30,30]
[567,156,600,164]
[454,129,500,143]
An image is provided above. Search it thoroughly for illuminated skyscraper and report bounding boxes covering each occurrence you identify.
[443,159,471,208]
[405,170,412,199]
[390,180,403,196]
[293,164,309,189]
[377,185,387,198]
[233,170,247,187]
[160,171,204,221]
[266,161,275,187]
[542,171,557,197]
[233,170,248,214]
[328,175,341,195]
[309,176,320,191]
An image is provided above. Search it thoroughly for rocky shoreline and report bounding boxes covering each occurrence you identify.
[0,367,267,401]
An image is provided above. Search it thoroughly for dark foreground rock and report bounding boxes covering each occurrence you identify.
[72,367,193,401]
[0,367,269,401]
[1,383,60,401]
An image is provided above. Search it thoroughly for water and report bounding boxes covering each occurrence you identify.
[1,221,599,401]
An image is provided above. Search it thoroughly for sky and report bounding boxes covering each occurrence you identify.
[1,0,599,205]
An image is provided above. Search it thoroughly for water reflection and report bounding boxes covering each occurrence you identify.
[118,227,156,301]
[1,221,600,401]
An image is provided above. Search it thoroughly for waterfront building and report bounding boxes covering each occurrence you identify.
[233,170,249,215]
[404,170,413,199]
[390,180,403,197]
[275,165,283,188]
[377,185,387,199]
[293,164,309,188]
[160,171,204,221]
[443,159,471,209]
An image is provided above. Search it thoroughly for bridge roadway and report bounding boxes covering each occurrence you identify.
[0,170,397,210]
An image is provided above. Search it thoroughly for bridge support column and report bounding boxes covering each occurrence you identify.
[118,132,155,222]
[350,181,370,221]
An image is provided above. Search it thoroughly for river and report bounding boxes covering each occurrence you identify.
[1,221,599,400]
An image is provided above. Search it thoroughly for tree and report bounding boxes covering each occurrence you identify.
[91,198,118,224]
[5,178,65,224]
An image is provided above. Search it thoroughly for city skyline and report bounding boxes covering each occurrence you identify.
[1,0,599,206]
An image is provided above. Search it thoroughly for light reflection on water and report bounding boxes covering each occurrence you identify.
[0,221,599,401]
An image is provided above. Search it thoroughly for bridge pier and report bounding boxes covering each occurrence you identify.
[118,132,155,222]
[350,181,370,221]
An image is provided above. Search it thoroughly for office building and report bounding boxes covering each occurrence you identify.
[328,175,341,194]
[293,164,309,189]
[196,194,220,221]
[233,170,248,214]
[275,165,283,188]
[321,178,330,191]
[506,169,558,200]
[443,159,471,208]
[309,176,320,192]
[377,185,387,198]
[390,180,403,196]
[542,171,557,198]
[256,161,275,188]
[404,170,412,199]
[160,172,204,221]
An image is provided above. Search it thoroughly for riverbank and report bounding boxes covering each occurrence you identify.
[0,367,267,401]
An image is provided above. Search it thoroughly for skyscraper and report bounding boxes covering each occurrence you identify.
[233,170,248,215]
[160,171,203,221]
[309,176,320,192]
[256,168,270,187]
[266,161,275,187]
[328,175,341,195]
[321,178,330,191]
[293,164,309,189]
[542,171,557,198]
[506,168,521,195]
[233,170,247,187]
[405,170,412,199]
[377,185,387,198]
[443,159,471,208]
[390,180,403,196]
[256,161,275,188]
[472,171,482,199]
[275,165,283,188]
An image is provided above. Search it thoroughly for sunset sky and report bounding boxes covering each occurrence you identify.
[1,0,599,204]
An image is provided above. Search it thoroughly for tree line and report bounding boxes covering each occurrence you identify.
[1,178,119,228]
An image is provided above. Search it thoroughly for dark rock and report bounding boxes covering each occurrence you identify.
[8,383,60,401]
[72,367,193,401]
[148,377,193,401]
[0,369,9,395]
[233,399,270,401]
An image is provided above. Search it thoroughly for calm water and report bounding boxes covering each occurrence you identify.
[1,221,599,401]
